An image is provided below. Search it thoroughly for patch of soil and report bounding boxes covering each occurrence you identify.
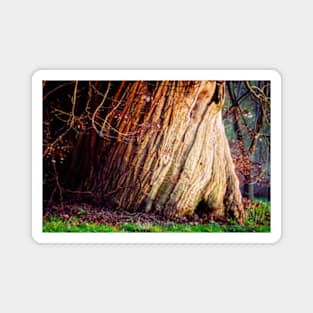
[43,203,227,226]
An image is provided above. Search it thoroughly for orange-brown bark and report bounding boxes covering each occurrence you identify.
[62,81,244,222]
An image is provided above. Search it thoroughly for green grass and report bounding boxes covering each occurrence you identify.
[43,218,270,232]
[43,217,116,232]
[43,199,270,233]
[244,198,270,228]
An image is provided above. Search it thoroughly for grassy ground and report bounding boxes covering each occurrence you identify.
[43,218,270,233]
[43,198,270,233]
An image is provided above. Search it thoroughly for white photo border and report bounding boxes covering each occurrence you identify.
[32,69,282,244]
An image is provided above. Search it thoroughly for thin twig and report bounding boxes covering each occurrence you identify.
[52,161,63,209]
[43,82,74,101]
[92,82,111,135]
[68,80,79,127]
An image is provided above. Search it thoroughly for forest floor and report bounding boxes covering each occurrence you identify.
[43,199,270,233]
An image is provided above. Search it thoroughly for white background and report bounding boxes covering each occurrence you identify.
[0,1,311,312]
[32,70,281,244]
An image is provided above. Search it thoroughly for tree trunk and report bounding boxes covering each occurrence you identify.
[64,81,244,223]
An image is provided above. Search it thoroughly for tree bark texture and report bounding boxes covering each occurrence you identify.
[59,81,244,222]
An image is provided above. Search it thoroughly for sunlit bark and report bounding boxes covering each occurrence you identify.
[60,81,244,222]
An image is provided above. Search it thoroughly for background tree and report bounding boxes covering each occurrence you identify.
[223,81,270,201]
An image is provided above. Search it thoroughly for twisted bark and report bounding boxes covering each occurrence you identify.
[63,80,244,222]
